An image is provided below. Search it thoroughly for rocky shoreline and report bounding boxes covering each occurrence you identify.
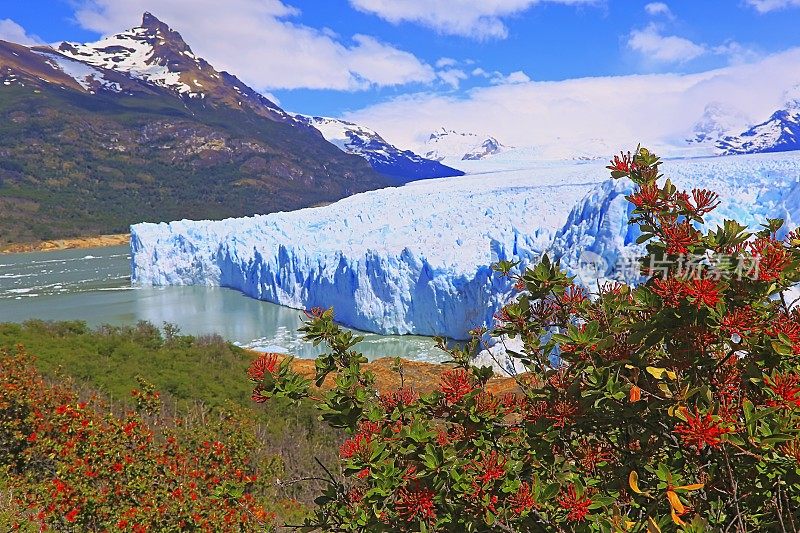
[0,234,130,254]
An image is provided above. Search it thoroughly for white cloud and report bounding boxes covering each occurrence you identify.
[745,0,800,12]
[438,69,468,89]
[713,41,760,65]
[348,0,599,39]
[644,2,673,17]
[0,19,44,45]
[343,47,800,156]
[436,57,458,68]
[70,0,435,91]
[627,23,706,64]
[471,67,532,84]
[492,70,531,84]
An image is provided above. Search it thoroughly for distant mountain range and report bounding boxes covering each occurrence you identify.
[424,129,508,161]
[297,116,463,184]
[716,96,800,155]
[0,13,452,244]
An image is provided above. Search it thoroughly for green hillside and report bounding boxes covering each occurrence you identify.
[0,83,387,244]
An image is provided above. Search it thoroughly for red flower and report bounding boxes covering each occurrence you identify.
[380,387,417,411]
[780,440,800,463]
[686,278,721,309]
[576,439,615,473]
[661,222,698,255]
[475,391,500,414]
[688,189,720,216]
[439,369,475,405]
[749,238,790,282]
[674,408,731,452]
[247,353,280,381]
[339,433,372,460]
[560,284,588,311]
[721,307,755,338]
[396,488,436,522]
[651,277,687,308]
[65,508,80,523]
[629,183,661,209]
[547,400,578,428]
[303,306,326,319]
[765,373,800,410]
[766,313,800,353]
[607,151,637,173]
[493,307,513,324]
[557,485,592,522]
[470,450,506,484]
[508,482,537,515]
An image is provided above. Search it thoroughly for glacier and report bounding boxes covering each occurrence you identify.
[131,151,800,340]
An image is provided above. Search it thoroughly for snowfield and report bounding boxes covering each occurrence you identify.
[131,151,800,340]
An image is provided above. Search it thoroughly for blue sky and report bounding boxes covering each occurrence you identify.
[3,0,799,116]
[2,1,800,150]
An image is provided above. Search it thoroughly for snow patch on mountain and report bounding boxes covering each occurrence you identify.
[57,14,200,97]
[298,116,464,183]
[32,50,122,93]
[717,88,800,155]
[424,129,507,161]
[686,102,751,145]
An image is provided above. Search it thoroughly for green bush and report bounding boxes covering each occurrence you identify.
[254,147,800,531]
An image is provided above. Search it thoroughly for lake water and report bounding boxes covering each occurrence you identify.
[0,245,444,361]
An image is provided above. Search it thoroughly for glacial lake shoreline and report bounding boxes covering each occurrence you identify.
[1,234,130,254]
[0,245,445,362]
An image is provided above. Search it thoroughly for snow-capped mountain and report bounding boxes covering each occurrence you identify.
[717,94,800,155]
[0,13,393,242]
[463,137,506,160]
[686,102,750,145]
[298,116,464,183]
[424,129,507,161]
[56,12,291,123]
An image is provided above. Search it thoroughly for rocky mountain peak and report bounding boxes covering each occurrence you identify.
[141,12,168,31]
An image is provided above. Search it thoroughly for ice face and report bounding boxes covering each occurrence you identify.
[131,152,800,340]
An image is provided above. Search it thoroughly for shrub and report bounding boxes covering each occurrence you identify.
[0,345,276,531]
[251,147,800,531]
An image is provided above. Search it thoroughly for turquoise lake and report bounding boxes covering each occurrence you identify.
[0,245,444,361]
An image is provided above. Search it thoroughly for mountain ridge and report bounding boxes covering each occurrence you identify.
[0,13,391,244]
[297,115,464,183]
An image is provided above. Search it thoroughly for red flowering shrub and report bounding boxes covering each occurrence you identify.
[253,147,800,531]
[0,346,275,531]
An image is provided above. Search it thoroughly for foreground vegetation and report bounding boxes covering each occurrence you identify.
[254,148,800,531]
[0,321,340,530]
[4,147,800,531]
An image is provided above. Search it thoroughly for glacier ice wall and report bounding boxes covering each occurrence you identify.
[131,174,562,339]
[132,153,800,339]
